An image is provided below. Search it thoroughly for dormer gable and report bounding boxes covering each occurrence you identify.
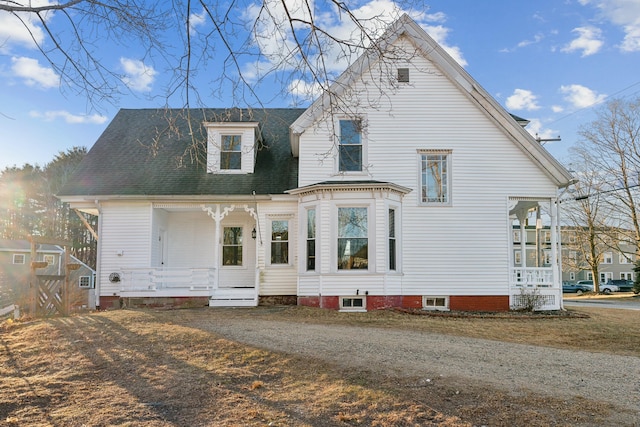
[204,122,261,174]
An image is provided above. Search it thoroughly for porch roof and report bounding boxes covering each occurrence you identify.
[58,108,305,198]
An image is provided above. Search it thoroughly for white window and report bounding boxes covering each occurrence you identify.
[419,150,451,204]
[389,208,397,270]
[543,250,552,265]
[205,122,259,174]
[79,276,93,288]
[220,135,242,170]
[338,119,363,172]
[543,231,551,243]
[222,227,243,266]
[619,253,632,264]
[587,272,593,280]
[621,272,633,280]
[514,251,522,265]
[513,230,521,243]
[270,220,289,265]
[43,254,55,265]
[306,209,316,271]
[340,296,366,312]
[338,207,368,270]
[600,272,613,283]
[602,252,613,264]
[423,296,449,311]
[12,254,25,264]
[569,272,576,281]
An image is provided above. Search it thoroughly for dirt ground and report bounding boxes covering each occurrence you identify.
[0,307,637,426]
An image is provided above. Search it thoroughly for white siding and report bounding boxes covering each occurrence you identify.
[296,37,559,297]
[256,201,298,296]
[99,202,152,296]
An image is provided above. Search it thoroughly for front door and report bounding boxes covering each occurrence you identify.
[218,223,256,288]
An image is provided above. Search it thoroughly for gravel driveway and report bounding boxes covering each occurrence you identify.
[181,310,640,423]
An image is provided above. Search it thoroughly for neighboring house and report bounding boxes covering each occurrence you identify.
[0,239,96,312]
[559,229,637,284]
[58,15,573,311]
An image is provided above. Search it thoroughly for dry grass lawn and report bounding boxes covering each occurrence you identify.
[1,303,639,426]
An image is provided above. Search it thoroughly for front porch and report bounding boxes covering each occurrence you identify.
[118,267,260,307]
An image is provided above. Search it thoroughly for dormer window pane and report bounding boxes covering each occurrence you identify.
[221,135,242,170]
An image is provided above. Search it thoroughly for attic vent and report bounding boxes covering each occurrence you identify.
[397,68,409,83]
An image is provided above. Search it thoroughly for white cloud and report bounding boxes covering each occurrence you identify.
[189,10,207,34]
[29,110,108,124]
[561,26,604,56]
[11,56,59,88]
[580,0,640,52]
[505,89,540,111]
[120,58,157,92]
[0,0,54,52]
[551,105,564,113]
[288,79,324,102]
[560,84,606,109]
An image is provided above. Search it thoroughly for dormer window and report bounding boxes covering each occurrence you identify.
[221,135,242,170]
[205,122,260,174]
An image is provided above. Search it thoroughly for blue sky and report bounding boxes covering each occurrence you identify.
[1,0,640,171]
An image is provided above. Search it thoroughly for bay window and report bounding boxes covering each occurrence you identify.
[338,207,368,270]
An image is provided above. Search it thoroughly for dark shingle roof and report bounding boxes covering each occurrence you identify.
[58,108,305,197]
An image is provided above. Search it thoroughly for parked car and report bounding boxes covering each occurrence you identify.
[605,279,634,292]
[599,282,619,294]
[562,281,592,295]
[575,280,594,292]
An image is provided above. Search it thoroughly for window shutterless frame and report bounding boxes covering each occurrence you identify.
[418,149,452,205]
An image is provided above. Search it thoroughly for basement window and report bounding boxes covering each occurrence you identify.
[423,296,449,311]
[12,254,25,264]
[340,296,366,312]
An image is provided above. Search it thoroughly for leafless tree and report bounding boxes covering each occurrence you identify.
[562,150,612,291]
[576,97,640,258]
[3,1,427,167]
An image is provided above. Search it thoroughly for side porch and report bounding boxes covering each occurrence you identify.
[508,197,563,311]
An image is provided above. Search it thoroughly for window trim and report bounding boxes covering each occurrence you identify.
[601,252,613,265]
[79,275,93,288]
[12,254,25,264]
[306,208,316,272]
[336,205,370,272]
[268,218,291,266]
[43,254,55,265]
[388,207,397,271]
[422,295,449,311]
[220,134,243,170]
[339,296,367,312]
[221,225,244,267]
[336,117,367,174]
[418,149,452,206]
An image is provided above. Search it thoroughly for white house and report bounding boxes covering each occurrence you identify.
[58,15,573,311]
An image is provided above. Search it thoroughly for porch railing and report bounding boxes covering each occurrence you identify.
[510,267,554,288]
[509,267,561,310]
[120,268,216,292]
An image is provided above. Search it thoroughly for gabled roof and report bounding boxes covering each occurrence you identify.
[58,108,305,198]
[289,14,573,188]
[0,239,62,253]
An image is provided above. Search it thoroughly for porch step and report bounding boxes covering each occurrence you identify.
[209,287,258,308]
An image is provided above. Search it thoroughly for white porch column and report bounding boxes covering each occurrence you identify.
[550,197,562,308]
